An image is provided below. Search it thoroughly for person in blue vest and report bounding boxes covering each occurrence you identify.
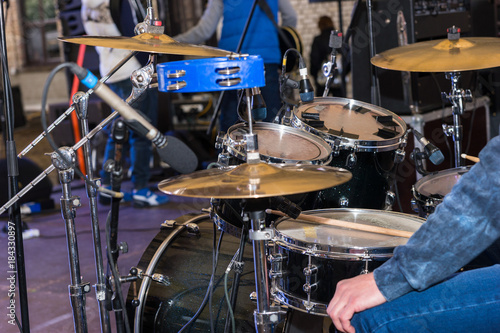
[174,0,297,132]
[327,131,500,332]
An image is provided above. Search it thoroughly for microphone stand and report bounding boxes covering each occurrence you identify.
[72,91,111,333]
[0,1,30,331]
[206,0,259,135]
[366,0,381,106]
[105,118,128,333]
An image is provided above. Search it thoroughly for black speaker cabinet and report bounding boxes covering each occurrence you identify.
[351,0,496,115]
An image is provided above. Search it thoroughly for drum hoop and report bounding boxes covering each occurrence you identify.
[291,97,407,151]
[272,208,424,256]
[213,210,243,239]
[225,122,333,164]
[133,213,210,333]
[272,289,328,316]
[272,239,395,260]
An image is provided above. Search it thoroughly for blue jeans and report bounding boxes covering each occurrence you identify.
[219,63,281,132]
[99,79,158,190]
[351,265,500,332]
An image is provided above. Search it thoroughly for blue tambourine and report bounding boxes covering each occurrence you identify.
[157,55,265,93]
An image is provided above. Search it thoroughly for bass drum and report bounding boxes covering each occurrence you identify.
[126,213,257,332]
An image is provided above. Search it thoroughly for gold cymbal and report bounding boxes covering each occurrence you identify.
[158,163,352,199]
[371,37,500,72]
[58,33,233,57]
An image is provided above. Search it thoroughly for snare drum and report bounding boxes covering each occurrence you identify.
[269,209,423,315]
[291,97,407,209]
[412,167,470,217]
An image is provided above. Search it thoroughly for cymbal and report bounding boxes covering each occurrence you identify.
[371,37,500,72]
[58,33,233,57]
[158,163,352,199]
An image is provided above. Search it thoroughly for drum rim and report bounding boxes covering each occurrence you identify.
[272,208,424,257]
[292,97,407,152]
[414,166,470,197]
[273,289,328,316]
[224,121,333,164]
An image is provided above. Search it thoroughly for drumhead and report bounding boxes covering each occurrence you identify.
[292,97,406,152]
[225,122,332,164]
[273,209,424,259]
[415,167,470,198]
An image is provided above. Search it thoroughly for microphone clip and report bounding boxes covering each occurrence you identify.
[410,147,430,176]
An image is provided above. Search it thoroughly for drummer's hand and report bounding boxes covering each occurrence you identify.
[327,273,386,333]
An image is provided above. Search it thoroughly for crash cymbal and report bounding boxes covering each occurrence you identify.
[371,37,500,72]
[59,33,233,57]
[158,162,352,199]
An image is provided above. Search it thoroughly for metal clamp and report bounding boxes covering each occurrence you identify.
[254,306,286,325]
[249,228,274,241]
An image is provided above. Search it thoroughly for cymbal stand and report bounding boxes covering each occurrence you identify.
[441,71,472,167]
[50,147,90,333]
[72,91,111,333]
[243,89,284,332]
[223,214,249,333]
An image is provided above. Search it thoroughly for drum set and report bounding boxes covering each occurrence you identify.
[4,5,499,333]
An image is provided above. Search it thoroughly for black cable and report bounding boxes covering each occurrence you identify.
[40,63,99,189]
[178,226,224,333]
[210,222,224,332]
[105,210,131,333]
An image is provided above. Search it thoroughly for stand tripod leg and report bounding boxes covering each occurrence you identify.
[248,210,283,332]
[51,148,89,333]
[224,226,248,332]
[73,92,111,333]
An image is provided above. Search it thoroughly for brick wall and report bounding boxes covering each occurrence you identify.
[5,0,26,73]
[289,0,355,68]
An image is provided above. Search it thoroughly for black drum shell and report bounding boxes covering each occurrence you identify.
[273,247,388,304]
[126,214,256,332]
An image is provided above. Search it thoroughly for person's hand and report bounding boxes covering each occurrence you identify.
[327,273,386,333]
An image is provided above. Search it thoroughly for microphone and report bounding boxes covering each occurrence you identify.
[72,64,198,174]
[298,66,314,102]
[250,87,267,121]
[413,129,444,165]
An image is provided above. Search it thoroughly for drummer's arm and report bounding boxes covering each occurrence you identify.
[174,0,223,44]
[328,134,500,332]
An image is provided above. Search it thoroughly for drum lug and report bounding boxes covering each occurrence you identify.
[217,152,231,167]
[303,258,319,311]
[339,197,349,208]
[151,273,171,286]
[134,267,171,286]
[394,148,406,164]
[268,253,287,279]
[161,219,177,228]
[360,252,372,275]
[346,152,357,169]
[410,198,420,214]
[333,138,341,157]
[214,131,226,150]
[384,191,395,210]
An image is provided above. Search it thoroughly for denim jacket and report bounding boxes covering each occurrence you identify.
[374,134,500,301]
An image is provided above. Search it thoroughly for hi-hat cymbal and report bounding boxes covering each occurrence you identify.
[371,37,500,72]
[59,33,233,57]
[158,163,352,199]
